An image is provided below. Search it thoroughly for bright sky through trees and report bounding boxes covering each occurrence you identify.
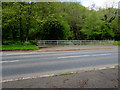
[60,0,119,8]
[1,0,119,8]
[82,0,119,8]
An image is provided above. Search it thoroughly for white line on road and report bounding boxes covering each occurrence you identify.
[57,55,90,59]
[57,53,112,59]
[0,60,20,63]
[3,52,36,56]
[3,52,57,56]
[91,53,111,56]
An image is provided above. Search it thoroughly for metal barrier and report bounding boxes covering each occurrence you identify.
[37,40,115,46]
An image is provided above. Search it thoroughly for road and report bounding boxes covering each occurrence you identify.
[2,49,118,82]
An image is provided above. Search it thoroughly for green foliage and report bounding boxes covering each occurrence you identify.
[29,40,37,45]
[2,2,119,43]
[53,72,74,77]
[61,2,88,40]
[81,11,115,40]
[40,15,71,40]
[2,45,38,50]
[2,40,22,45]
[113,41,120,45]
[81,11,101,39]
[98,8,118,40]
[114,65,120,68]
[3,40,37,46]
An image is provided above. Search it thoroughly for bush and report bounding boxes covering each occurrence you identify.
[3,40,37,45]
[2,40,21,45]
[40,15,71,40]
[29,40,37,45]
[113,41,120,45]
[2,45,38,50]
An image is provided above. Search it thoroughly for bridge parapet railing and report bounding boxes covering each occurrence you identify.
[37,40,114,46]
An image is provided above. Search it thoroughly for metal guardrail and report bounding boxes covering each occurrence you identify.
[37,40,115,46]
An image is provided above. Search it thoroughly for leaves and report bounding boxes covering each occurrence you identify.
[2,2,119,42]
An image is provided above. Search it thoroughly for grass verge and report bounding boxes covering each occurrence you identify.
[52,72,76,77]
[1,45,38,50]
[114,65,120,68]
[113,41,120,45]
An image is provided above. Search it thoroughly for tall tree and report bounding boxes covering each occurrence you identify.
[40,15,71,40]
[81,11,114,40]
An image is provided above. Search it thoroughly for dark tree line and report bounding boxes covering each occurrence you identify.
[2,2,119,43]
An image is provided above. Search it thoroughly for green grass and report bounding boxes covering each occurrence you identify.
[52,72,75,77]
[114,65,120,68]
[0,45,2,50]
[1,45,39,50]
[113,41,120,46]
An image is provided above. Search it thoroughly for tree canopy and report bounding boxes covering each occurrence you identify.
[2,2,119,43]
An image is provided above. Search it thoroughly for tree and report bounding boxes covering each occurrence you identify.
[60,2,88,40]
[40,15,71,40]
[2,2,19,41]
[2,2,118,42]
[98,8,118,40]
[81,11,114,40]
[2,2,36,42]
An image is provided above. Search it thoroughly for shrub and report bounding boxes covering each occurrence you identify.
[40,15,71,40]
[113,41,120,45]
[29,40,37,45]
[2,40,21,45]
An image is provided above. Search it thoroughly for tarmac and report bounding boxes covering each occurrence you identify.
[2,67,119,88]
[2,45,119,88]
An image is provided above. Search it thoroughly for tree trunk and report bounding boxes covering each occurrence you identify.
[19,3,24,43]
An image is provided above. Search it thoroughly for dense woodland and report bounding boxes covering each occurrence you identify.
[2,2,120,43]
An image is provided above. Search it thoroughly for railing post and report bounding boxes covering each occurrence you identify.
[57,40,58,46]
[43,41,45,46]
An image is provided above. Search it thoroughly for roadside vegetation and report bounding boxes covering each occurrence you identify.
[114,65,120,68]
[113,41,120,45]
[2,2,119,41]
[2,2,119,50]
[2,40,119,50]
[52,72,76,77]
[1,40,38,50]
[2,45,38,50]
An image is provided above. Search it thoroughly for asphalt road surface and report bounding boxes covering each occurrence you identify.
[2,49,118,81]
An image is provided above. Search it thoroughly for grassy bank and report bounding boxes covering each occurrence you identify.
[1,45,38,50]
[113,41,120,45]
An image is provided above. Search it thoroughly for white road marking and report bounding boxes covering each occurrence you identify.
[92,53,111,56]
[2,52,113,61]
[3,52,56,56]
[0,60,19,63]
[57,53,112,59]
[58,55,90,59]
[3,52,36,56]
